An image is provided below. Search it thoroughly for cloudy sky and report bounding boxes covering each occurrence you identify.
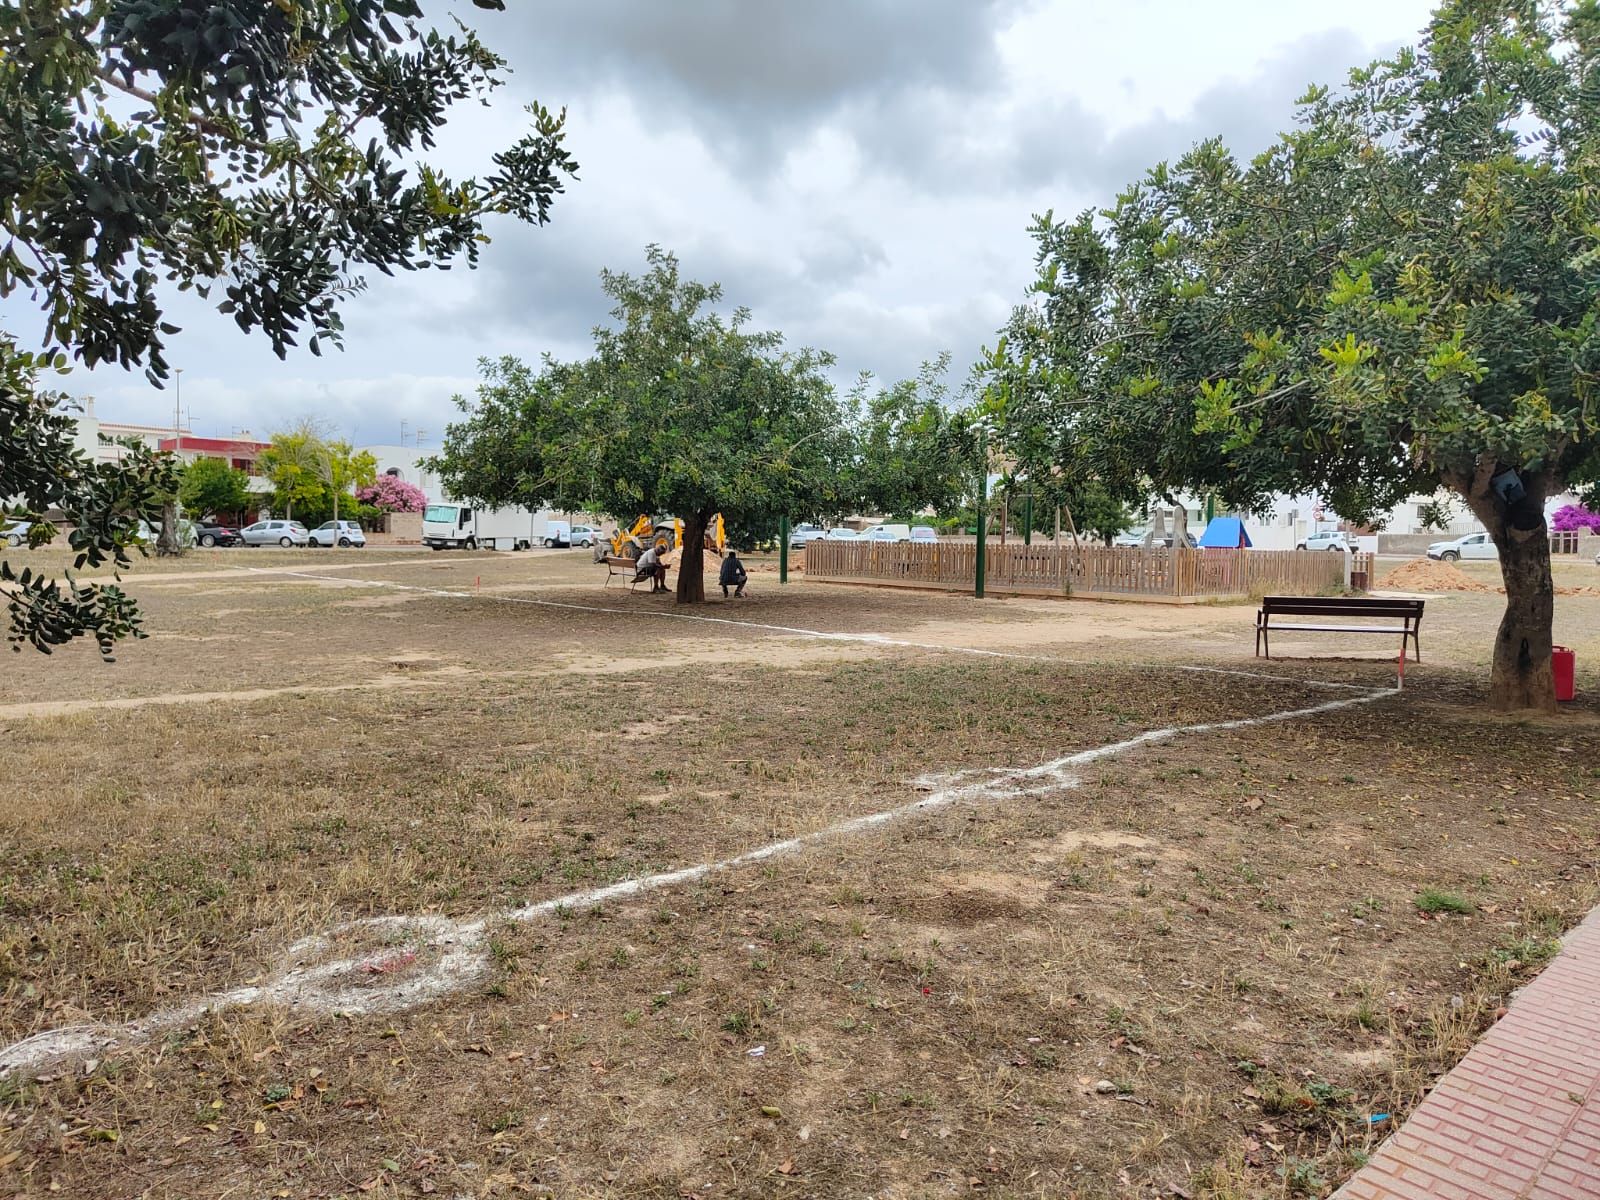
[11,0,1442,448]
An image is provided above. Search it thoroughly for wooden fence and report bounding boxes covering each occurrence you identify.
[803,541,1372,601]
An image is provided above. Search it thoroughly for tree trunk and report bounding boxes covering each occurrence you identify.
[675,510,711,604]
[1461,468,1556,712]
[156,499,182,557]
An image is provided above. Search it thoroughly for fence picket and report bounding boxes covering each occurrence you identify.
[803,541,1361,600]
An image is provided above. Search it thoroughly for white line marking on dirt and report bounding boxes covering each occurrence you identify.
[0,679,1393,1076]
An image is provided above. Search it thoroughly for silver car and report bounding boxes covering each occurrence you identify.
[307,520,366,548]
[242,519,310,547]
[2,521,31,548]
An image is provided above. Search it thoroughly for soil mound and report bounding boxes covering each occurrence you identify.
[1375,557,1493,593]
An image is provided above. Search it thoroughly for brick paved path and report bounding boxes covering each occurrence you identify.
[1334,906,1600,1199]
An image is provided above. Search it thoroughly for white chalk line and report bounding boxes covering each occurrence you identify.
[0,564,1397,1073]
[0,677,1393,1076]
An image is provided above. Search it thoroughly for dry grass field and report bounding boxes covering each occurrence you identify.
[1,547,1599,1198]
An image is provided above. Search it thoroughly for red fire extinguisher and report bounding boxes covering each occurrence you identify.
[1552,646,1576,703]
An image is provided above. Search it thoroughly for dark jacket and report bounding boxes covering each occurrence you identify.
[719,555,746,585]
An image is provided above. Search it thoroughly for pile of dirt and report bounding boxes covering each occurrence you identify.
[1375,557,1495,593]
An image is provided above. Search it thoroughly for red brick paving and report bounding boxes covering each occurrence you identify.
[1335,906,1600,1199]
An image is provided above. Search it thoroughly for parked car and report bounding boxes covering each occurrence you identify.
[242,519,310,547]
[570,525,600,548]
[1428,531,1497,562]
[1298,530,1353,552]
[307,520,366,548]
[194,523,242,548]
[823,527,860,541]
[1113,530,1197,548]
[788,523,826,549]
[133,517,196,547]
[865,523,913,543]
[910,526,939,543]
[2,520,31,548]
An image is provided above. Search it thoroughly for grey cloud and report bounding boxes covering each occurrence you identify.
[1009,29,1375,195]
[841,29,1381,202]
[465,0,1025,168]
[450,209,893,359]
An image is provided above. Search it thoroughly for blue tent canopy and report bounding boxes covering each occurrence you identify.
[1197,517,1252,548]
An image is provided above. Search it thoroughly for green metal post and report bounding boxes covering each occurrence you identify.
[974,446,988,600]
[1205,494,1215,523]
[779,515,789,584]
[1023,493,1033,547]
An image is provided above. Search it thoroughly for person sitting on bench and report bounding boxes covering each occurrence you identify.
[635,541,669,593]
[719,549,748,598]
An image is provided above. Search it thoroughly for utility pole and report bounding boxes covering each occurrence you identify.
[400,419,408,446]
[173,368,184,455]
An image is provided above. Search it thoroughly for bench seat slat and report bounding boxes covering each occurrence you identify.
[1261,622,1414,634]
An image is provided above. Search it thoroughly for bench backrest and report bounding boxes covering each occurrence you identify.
[1260,596,1423,617]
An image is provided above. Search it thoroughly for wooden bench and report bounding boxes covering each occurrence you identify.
[1256,596,1424,661]
[602,554,648,591]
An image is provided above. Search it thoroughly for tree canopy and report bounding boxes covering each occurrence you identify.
[987,0,1600,708]
[178,456,251,523]
[0,0,576,657]
[851,354,978,522]
[0,0,577,380]
[431,248,858,602]
[1,345,176,658]
[258,427,376,524]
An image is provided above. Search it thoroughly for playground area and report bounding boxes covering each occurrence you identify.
[2,548,1599,1198]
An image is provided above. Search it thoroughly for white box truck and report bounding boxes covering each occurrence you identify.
[421,502,537,551]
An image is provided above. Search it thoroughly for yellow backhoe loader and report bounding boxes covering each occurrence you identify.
[598,515,729,576]
[597,514,726,563]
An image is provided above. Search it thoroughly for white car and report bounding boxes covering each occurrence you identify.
[1298,530,1353,552]
[308,520,366,548]
[570,525,600,548]
[788,523,827,549]
[2,520,31,548]
[1428,532,1497,562]
[242,519,310,547]
[823,527,860,541]
[910,526,939,543]
[133,518,196,548]
[865,523,912,543]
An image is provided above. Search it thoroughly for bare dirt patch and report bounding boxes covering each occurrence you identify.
[1,552,1598,1198]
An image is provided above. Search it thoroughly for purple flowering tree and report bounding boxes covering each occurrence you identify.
[1550,505,1600,534]
[356,476,427,514]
